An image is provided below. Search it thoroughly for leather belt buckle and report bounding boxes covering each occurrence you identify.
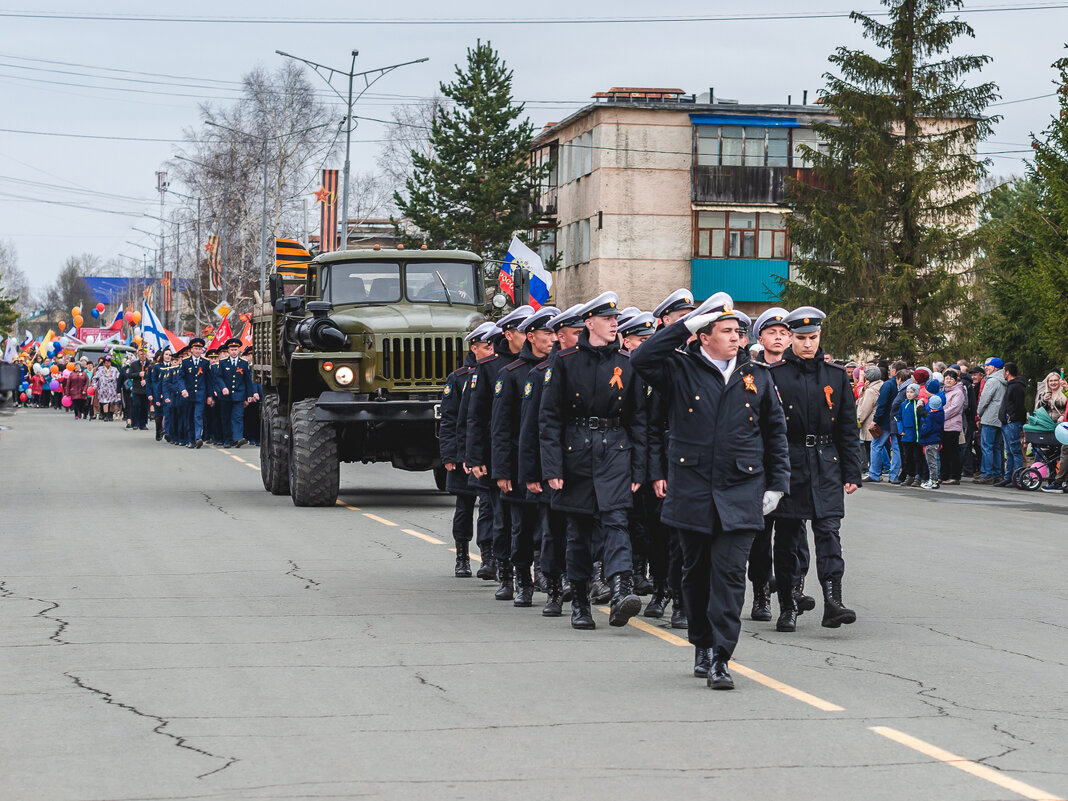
[804,434,817,447]
[588,417,601,431]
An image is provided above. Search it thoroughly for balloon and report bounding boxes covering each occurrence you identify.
[91,308,100,318]
[59,337,70,347]
[20,382,28,391]
[124,311,134,324]
[1056,422,1068,446]
[32,364,41,375]
[19,393,27,402]
[87,386,95,397]
[50,364,59,374]
[49,379,60,391]
[61,395,72,407]
[131,311,142,325]
[71,306,81,318]
[96,302,105,313]
[73,315,84,328]
[58,321,66,331]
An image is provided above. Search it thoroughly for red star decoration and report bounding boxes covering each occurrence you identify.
[314,186,333,204]
[204,241,215,253]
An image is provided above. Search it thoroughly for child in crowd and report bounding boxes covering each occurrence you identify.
[896,383,925,487]
[919,394,945,489]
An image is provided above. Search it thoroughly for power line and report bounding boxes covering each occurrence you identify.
[989,92,1059,107]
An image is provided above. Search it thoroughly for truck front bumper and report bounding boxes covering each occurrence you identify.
[314,391,441,423]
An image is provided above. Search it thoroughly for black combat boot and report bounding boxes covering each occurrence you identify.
[608,573,642,627]
[793,576,816,614]
[707,650,735,690]
[776,587,797,632]
[476,549,496,581]
[454,541,472,578]
[643,579,669,618]
[590,562,611,604]
[533,567,547,593]
[542,576,563,617]
[632,553,653,595]
[494,560,514,601]
[560,576,572,602]
[693,646,712,678]
[569,581,596,630]
[670,591,688,629]
[751,582,773,622]
[514,566,534,608]
[821,578,857,628]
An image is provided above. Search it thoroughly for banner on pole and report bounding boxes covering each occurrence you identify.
[316,170,339,253]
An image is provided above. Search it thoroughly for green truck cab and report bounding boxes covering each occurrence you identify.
[252,248,485,506]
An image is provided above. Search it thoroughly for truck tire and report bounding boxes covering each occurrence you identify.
[260,393,290,495]
[433,465,448,492]
[288,398,339,507]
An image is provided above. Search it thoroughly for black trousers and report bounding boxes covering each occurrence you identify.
[773,516,845,589]
[940,431,962,480]
[489,486,513,563]
[130,394,148,428]
[509,501,540,570]
[451,493,476,543]
[564,508,631,583]
[539,504,568,577]
[901,441,923,478]
[678,518,755,658]
[748,517,811,586]
[475,489,494,552]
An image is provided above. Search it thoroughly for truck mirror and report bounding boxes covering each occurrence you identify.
[269,273,284,304]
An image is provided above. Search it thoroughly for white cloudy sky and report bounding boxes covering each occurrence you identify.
[1,0,1064,291]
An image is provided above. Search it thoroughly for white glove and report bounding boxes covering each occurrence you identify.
[762,490,784,516]
[685,311,721,334]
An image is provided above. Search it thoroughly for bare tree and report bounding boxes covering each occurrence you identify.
[0,239,33,314]
[377,95,443,204]
[45,254,100,314]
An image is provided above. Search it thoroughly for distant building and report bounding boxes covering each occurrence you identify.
[531,87,835,316]
[311,218,401,254]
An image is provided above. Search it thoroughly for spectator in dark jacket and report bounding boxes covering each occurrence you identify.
[868,360,906,482]
[997,362,1027,487]
[888,367,912,484]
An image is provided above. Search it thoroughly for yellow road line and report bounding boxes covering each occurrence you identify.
[362,512,397,526]
[871,727,1065,801]
[335,501,362,511]
[244,463,261,471]
[595,607,843,711]
[403,528,445,545]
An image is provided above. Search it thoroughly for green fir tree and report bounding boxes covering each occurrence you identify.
[394,41,547,263]
[785,0,998,362]
[0,275,17,333]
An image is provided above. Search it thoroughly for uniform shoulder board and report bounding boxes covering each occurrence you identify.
[505,360,526,372]
[523,381,533,398]
[769,360,786,369]
[557,346,578,358]
[535,359,551,370]
[476,353,499,365]
[827,362,850,373]
[618,350,631,358]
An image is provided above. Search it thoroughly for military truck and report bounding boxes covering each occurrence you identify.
[252,248,485,506]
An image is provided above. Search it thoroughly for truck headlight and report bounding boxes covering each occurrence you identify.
[334,365,355,386]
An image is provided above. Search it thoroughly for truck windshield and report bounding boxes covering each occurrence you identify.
[405,261,480,305]
[326,262,402,304]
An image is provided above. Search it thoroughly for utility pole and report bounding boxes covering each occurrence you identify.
[156,171,168,286]
[276,49,428,251]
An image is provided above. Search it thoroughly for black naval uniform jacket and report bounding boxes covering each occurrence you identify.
[491,343,542,503]
[465,345,518,488]
[439,352,477,496]
[518,354,553,505]
[539,330,647,514]
[630,320,790,535]
[768,347,864,520]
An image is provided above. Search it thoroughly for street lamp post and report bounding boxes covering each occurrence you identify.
[275,49,428,251]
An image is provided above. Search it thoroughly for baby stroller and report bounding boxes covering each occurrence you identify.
[1016,409,1061,490]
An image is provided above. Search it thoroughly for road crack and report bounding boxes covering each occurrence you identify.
[0,580,70,645]
[371,539,403,560]
[285,560,320,591]
[201,491,241,522]
[65,672,239,780]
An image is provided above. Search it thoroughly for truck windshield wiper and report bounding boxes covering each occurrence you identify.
[434,271,454,306]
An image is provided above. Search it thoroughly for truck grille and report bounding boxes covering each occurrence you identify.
[381,336,464,385]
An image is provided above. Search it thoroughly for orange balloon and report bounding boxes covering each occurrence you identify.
[58,321,66,331]
[65,363,74,372]
[131,311,142,325]
[71,307,81,318]
[50,364,59,374]
[73,315,84,328]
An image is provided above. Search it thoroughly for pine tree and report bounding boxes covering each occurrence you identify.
[394,41,546,262]
[784,0,998,362]
[0,274,17,333]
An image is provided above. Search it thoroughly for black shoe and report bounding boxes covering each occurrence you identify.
[707,657,735,690]
[590,562,611,604]
[608,572,641,627]
[222,442,234,448]
[993,479,1011,488]
[476,552,496,581]
[514,567,534,607]
[195,439,203,449]
[186,443,196,449]
[235,439,247,449]
[494,561,514,601]
[632,556,653,595]
[560,575,572,602]
[454,541,472,578]
[776,588,797,632]
[821,578,857,628]
[750,582,772,622]
[533,568,547,593]
[1041,482,1063,493]
[670,593,688,629]
[569,581,595,630]
[643,579,668,618]
[542,577,563,617]
[155,433,163,442]
[793,578,816,614]
[693,646,712,678]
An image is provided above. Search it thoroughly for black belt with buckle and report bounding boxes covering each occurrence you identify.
[569,416,623,431]
[789,434,835,447]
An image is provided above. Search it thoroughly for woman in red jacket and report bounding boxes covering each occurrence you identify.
[64,362,90,420]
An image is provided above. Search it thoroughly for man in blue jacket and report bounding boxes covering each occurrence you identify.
[215,338,257,448]
[868,361,906,482]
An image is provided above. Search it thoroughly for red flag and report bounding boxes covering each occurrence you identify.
[206,318,233,351]
[238,314,253,349]
[497,266,515,302]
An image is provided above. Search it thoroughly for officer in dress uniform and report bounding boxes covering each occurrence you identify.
[768,307,863,632]
[165,345,188,445]
[491,306,559,607]
[242,346,262,446]
[467,306,533,601]
[216,338,257,448]
[147,348,170,442]
[178,337,211,448]
[519,304,584,616]
[441,321,496,577]
[631,300,789,689]
[539,291,648,631]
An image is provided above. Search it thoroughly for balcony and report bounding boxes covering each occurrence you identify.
[693,165,813,205]
[691,258,788,303]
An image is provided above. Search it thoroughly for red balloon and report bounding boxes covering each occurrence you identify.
[96,302,105,313]
[19,393,27,402]
[123,311,134,324]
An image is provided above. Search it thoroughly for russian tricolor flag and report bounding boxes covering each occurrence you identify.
[501,236,552,310]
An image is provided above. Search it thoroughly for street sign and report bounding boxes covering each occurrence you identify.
[213,301,233,319]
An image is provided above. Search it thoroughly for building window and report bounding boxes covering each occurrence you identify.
[696,126,803,168]
[694,211,788,260]
[583,131,593,175]
[581,217,591,263]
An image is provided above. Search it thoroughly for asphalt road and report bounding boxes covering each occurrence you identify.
[2,407,1067,801]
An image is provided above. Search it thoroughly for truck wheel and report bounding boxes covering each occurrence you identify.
[288,398,339,507]
[433,465,448,492]
[260,393,289,495]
